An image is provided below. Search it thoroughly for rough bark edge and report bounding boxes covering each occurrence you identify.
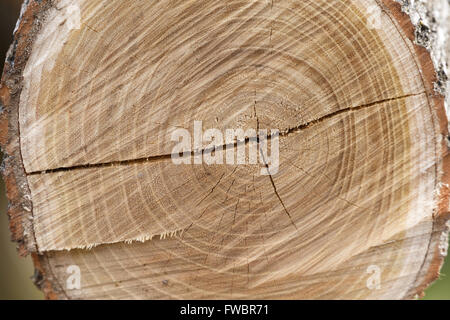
[0,0,448,300]
[381,0,450,299]
[395,0,450,120]
[1,0,38,255]
[0,0,63,298]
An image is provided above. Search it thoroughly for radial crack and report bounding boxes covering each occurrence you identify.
[278,92,427,137]
[254,104,297,230]
[26,92,425,175]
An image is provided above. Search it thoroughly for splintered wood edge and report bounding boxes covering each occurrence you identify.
[0,0,448,299]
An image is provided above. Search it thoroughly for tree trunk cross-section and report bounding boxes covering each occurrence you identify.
[0,0,449,299]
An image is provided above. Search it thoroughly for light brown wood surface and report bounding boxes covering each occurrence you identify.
[1,0,449,299]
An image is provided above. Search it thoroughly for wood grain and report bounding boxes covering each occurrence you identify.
[1,0,449,299]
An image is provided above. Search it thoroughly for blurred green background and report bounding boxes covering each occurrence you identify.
[0,0,448,300]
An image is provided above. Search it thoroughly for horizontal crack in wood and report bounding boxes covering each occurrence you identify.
[279,92,427,136]
[26,92,426,175]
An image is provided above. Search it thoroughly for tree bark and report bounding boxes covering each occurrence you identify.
[1,0,449,299]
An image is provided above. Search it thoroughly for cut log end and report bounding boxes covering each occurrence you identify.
[1,0,449,299]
